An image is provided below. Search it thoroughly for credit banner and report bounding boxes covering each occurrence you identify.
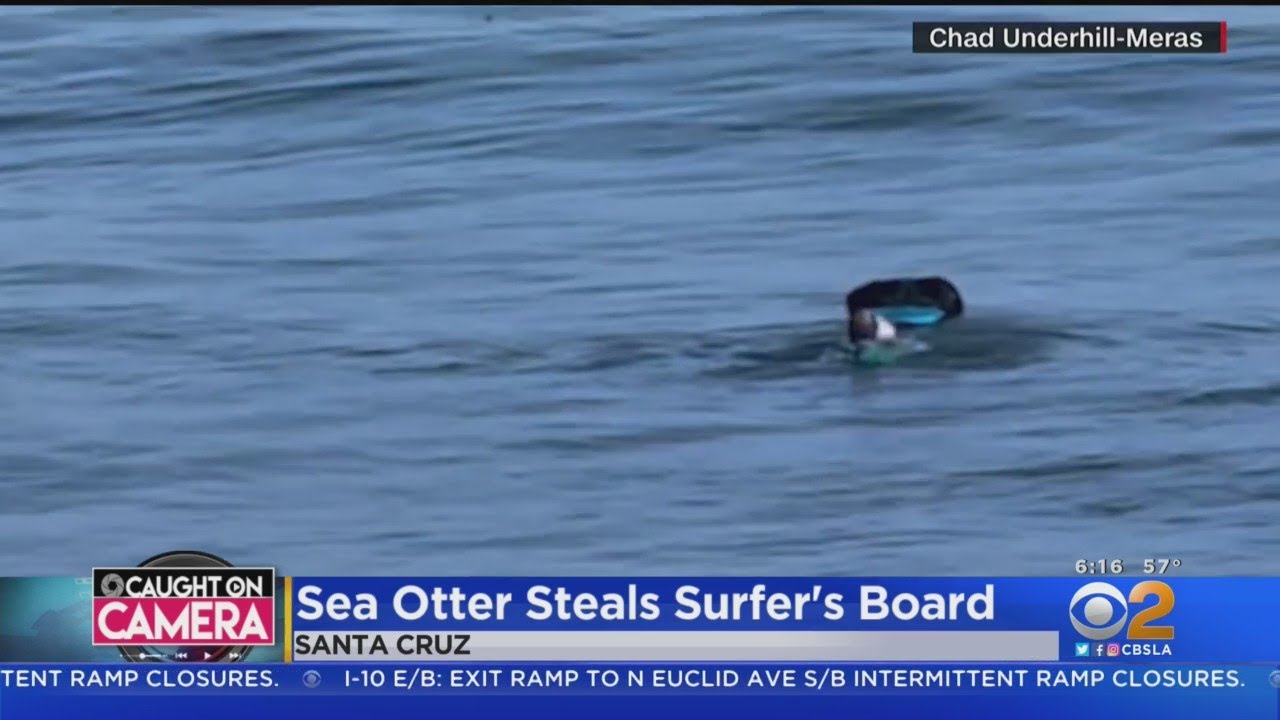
[0,663,1278,720]
[287,577,1280,663]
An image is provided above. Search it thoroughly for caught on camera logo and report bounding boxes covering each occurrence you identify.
[1069,581,1174,657]
[92,550,276,663]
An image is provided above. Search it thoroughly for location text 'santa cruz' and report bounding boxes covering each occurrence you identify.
[912,22,1226,54]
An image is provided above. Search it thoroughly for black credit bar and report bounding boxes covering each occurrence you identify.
[913,22,1226,54]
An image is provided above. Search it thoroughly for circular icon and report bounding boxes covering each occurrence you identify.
[116,551,254,665]
[100,573,125,598]
[302,670,322,689]
[1268,670,1280,689]
[1069,582,1128,641]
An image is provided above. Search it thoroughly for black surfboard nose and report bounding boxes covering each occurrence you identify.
[845,276,964,321]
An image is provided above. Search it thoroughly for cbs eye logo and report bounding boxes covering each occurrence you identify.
[1069,581,1175,641]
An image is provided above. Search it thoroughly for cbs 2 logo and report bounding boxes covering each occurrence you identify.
[1069,581,1174,641]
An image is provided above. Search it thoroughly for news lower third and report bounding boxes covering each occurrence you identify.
[1,570,1275,664]
[0,568,1278,720]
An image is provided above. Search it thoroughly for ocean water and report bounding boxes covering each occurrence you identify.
[2,6,1277,576]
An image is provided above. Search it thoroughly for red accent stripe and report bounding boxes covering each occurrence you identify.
[1220,22,1228,53]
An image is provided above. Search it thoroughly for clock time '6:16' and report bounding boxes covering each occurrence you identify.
[1075,559,1124,575]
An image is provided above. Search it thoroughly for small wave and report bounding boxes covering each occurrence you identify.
[0,261,168,286]
[1177,382,1280,408]
[1194,318,1280,336]
[948,450,1223,483]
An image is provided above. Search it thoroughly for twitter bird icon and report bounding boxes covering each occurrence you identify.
[1074,642,1090,657]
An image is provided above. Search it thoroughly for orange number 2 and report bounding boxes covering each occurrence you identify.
[1127,581,1175,640]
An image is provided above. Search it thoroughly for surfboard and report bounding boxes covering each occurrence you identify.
[845,276,964,327]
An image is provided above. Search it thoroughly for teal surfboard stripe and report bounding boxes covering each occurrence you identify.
[875,306,945,326]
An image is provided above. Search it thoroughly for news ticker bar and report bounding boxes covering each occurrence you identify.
[912,22,1226,54]
[291,630,1057,662]
[3,668,1277,720]
[0,663,1269,695]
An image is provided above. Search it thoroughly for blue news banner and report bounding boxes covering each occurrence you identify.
[1,577,1278,719]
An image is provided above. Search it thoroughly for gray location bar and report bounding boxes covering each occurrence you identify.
[292,630,1058,662]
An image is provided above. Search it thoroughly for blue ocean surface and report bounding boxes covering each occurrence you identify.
[0,6,1277,576]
